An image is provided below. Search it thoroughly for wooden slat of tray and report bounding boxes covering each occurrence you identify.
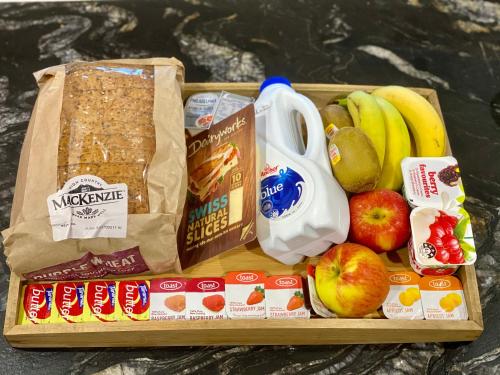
[3,84,483,347]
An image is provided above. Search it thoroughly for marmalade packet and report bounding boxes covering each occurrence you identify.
[265,275,310,319]
[178,105,256,268]
[186,277,226,320]
[18,283,54,325]
[116,280,150,321]
[382,271,424,320]
[150,278,187,320]
[225,271,266,319]
[84,280,117,322]
[53,281,85,323]
[419,275,468,320]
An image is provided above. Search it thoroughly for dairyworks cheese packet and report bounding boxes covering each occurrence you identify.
[401,156,465,209]
[186,278,226,320]
[53,281,85,323]
[150,278,187,320]
[225,271,266,319]
[265,275,310,319]
[116,280,150,321]
[382,271,424,320]
[18,283,54,325]
[178,105,256,268]
[419,275,468,320]
[84,280,117,322]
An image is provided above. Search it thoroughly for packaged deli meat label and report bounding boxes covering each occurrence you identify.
[47,175,128,241]
[178,105,257,268]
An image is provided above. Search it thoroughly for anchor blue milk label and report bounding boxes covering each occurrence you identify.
[260,164,306,220]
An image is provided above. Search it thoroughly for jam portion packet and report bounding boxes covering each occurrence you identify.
[225,271,266,319]
[150,278,187,320]
[382,271,424,320]
[186,278,226,320]
[419,275,468,320]
[84,280,117,322]
[265,275,310,319]
[18,283,55,325]
[53,281,85,323]
[116,280,150,321]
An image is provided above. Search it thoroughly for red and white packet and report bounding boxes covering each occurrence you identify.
[225,271,266,319]
[186,278,227,320]
[265,275,310,319]
[150,278,187,320]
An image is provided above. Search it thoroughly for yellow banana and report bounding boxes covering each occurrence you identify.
[346,91,386,167]
[372,86,446,157]
[373,96,411,190]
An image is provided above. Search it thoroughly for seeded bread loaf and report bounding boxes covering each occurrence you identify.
[57,63,156,214]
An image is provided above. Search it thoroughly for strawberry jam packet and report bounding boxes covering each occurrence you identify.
[265,275,310,319]
[116,280,150,321]
[53,281,85,323]
[382,271,424,320]
[419,275,468,320]
[84,281,117,322]
[186,278,226,320]
[150,278,187,320]
[225,271,266,319]
[18,283,55,325]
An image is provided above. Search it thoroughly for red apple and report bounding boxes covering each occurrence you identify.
[349,189,410,253]
[315,243,390,317]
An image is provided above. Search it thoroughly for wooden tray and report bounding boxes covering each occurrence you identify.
[3,83,483,347]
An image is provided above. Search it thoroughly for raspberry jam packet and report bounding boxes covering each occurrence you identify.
[116,280,150,321]
[186,278,226,320]
[265,275,310,319]
[84,281,117,322]
[382,271,424,320]
[409,206,476,276]
[54,281,85,323]
[419,275,468,320]
[401,156,465,209]
[225,271,266,319]
[18,283,54,325]
[150,278,187,320]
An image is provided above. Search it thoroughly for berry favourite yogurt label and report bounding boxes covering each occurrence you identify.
[401,157,465,210]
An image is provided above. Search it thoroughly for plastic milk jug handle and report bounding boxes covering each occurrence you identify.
[280,89,330,172]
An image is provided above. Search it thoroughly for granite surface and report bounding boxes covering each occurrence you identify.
[0,0,499,374]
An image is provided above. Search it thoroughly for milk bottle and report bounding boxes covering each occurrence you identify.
[255,77,349,265]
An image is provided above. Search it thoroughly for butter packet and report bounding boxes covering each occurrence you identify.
[150,278,187,320]
[84,280,117,322]
[419,275,468,320]
[116,280,150,321]
[382,271,424,320]
[18,283,55,325]
[53,281,85,323]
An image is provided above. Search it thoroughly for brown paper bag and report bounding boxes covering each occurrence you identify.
[1,58,187,281]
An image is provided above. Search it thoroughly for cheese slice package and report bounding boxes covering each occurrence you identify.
[419,275,468,320]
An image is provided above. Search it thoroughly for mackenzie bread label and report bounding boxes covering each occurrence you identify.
[178,104,256,268]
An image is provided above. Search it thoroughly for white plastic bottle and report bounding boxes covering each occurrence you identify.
[255,77,349,265]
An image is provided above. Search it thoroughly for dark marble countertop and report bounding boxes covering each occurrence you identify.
[0,1,499,374]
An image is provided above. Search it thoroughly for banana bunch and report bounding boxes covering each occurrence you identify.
[342,86,446,191]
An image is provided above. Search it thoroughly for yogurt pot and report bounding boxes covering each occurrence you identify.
[408,206,476,276]
[401,157,465,210]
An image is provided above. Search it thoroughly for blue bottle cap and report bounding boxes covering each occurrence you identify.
[259,76,291,92]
